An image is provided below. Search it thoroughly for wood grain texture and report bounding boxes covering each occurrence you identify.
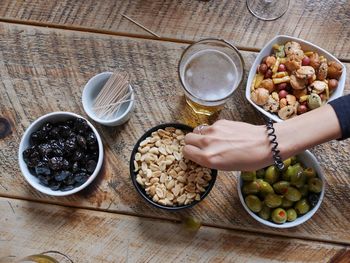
[0,0,349,60]
[1,197,348,263]
[0,22,349,244]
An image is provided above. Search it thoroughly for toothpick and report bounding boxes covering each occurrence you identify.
[122,14,161,39]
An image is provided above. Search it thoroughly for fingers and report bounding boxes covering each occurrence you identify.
[184,133,207,148]
[193,124,209,135]
[182,145,207,167]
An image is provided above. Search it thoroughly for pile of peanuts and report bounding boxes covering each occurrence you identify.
[134,127,212,206]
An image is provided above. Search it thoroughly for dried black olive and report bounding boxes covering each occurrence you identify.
[74,172,88,185]
[308,193,319,207]
[38,143,52,157]
[77,135,87,150]
[49,181,61,191]
[23,116,99,192]
[86,160,97,174]
[72,151,83,161]
[60,185,74,191]
[59,125,71,138]
[35,162,51,176]
[49,157,63,170]
[41,122,53,133]
[55,170,72,182]
[64,174,76,185]
[74,118,89,134]
[86,132,97,146]
[49,127,60,139]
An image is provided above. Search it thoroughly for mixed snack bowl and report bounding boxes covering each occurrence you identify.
[246,35,346,122]
[18,35,337,226]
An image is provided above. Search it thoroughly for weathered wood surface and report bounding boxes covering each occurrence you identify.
[0,0,350,60]
[0,22,350,244]
[1,197,349,263]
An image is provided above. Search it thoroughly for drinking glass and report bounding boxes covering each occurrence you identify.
[178,39,244,116]
[246,0,290,21]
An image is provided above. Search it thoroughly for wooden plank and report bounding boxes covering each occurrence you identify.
[0,0,349,60]
[0,22,349,244]
[0,197,348,263]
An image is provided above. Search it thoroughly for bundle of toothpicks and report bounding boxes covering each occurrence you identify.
[93,72,133,119]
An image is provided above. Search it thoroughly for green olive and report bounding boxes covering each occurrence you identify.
[282,166,294,181]
[256,179,274,196]
[299,185,309,197]
[258,205,271,220]
[271,208,287,224]
[281,197,294,208]
[264,193,282,208]
[242,181,260,195]
[290,169,306,188]
[291,156,298,165]
[286,208,297,222]
[303,167,316,179]
[285,186,302,202]
[256,169,265,179]
[295,198,310,215]
[245,195,262,213]
[308,178,323,193]
[283,158,292,170]
[265,166,279,184]
[273,181,290,194]
[241,171,256,182]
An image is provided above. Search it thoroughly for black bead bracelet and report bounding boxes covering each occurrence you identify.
[266,119,285,171]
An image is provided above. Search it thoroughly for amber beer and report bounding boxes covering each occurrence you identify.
[179,39,244,116]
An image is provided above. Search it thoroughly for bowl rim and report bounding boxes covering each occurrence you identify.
[130,122,217,210]
[82,71,135,125]
[237,150,325,228]
[178,38,245,103]
[18,111,104,196]
[245,34,346,123]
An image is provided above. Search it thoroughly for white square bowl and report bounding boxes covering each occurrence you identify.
[245,35,346,122]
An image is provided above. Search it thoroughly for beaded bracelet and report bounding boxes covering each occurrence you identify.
[266,119,285,171]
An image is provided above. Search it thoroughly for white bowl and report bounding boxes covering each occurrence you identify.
[82,72,135,126]
[18,111,104,196]
[246,35,346,122]
[237,150,325,228]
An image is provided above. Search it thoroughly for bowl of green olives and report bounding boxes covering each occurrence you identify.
[237,150,325,228]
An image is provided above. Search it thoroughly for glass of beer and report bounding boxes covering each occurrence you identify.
[178,38,244,116]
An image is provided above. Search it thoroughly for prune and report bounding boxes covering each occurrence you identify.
[77,135,87,150]
[74,118,89,134]
[49,157,63,170]
[55,170,72,182]
[23,117,98,192]
[86,160,97,173]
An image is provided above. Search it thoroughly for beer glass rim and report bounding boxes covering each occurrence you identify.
[178,38,245,103]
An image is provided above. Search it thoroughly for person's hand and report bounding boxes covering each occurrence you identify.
[183,120,272,171]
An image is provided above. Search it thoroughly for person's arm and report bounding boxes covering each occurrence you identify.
[183,103,343,171]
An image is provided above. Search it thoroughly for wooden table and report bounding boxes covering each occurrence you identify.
[1,1,349,262]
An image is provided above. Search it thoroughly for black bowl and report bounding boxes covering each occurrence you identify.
[130,123,217,210]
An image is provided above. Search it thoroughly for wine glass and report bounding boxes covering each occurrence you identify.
[246,0,290,21]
